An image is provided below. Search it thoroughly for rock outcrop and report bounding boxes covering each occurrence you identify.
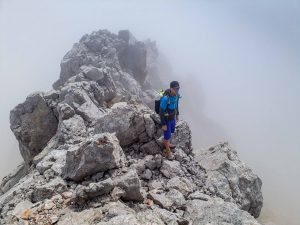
[1,29,263,225]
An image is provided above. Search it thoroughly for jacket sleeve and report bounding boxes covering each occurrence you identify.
[159,96,168,125]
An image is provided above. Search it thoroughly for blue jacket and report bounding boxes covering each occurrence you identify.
[159,93,180,125]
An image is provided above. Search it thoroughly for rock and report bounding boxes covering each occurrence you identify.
[113,169,144,201]
[148,180,164,190]
[91,171,104,182]
[80,65,104,81]
[118,30,137,44]
[166,189,186,208]
[10,92,58,163]
[152,207,184,225]
[184,198,262,225]
[56,114,87,145]
[148,190,173,210]
[1,29,264,225]
[148,188,185,210]
[20,209,32,220]
[9,200,33,218]
[141,169,152,180]
[97,201,173,225]
[118,30,147,84]
[92,73,117,103]
[160,160,184,178]
[172,120,193,155]
[50,215,60,224]
[61,191,73,199]
[188,191,210,201]
[44,199,55,210]
[166,176,196,196]
[63,133,125,181]
[0,163,27,194]
[198,142,263,218]
[57,208,103,225]
[73,169,143,202]
[144,113,156,138]
[140,140,161,155]
[59,82,106,125]
[94,102,150,146]
[173,148,189,162]
[57,102,75,120]
[36,150,67,176]
[110,186,125,201]
[129,159,146,175]
[143,154,162,170]
[31,177,67,202]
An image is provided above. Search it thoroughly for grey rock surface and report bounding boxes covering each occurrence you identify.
[184,197,261,225]
[63,133,126,181]
[10,92,58,163]
[1,29,263,225]
[198,142,263,218]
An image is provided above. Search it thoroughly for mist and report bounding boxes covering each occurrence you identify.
[1,0,299,224]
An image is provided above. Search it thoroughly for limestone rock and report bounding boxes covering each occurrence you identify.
[94,102,152,146]
[31,177,67,202]
[140,140,162,155]
[184,198,262,225]
[10,92,58,163]
[172,120,193,155]
[1,29,264,225]
[160,160,184,178]
[198,142,263,218]
[166,176,196,196]
[63,133,125,181]
[73,169,143,203]
[57,208,103,225]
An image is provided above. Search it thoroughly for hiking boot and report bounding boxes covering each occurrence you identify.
[163,148,174,160]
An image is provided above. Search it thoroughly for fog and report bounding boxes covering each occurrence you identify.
[1,0,299,224]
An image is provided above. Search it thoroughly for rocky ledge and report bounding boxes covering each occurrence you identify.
[0,29,263,225]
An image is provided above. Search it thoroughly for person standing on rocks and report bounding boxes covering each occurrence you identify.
[159,81,180,159]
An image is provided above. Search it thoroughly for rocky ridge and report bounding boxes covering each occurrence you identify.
[0,29,263,225]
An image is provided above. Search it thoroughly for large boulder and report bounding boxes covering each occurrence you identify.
[10,92,58,163]
[197,142,263,218]
[94,102,155,146]
[62,133,126,181]
[184,197,262,225]
[171,120,193,155]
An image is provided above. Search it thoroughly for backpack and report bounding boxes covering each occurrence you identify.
[154,89,171,114]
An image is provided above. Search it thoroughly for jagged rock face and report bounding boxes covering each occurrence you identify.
[62,133,126,181]
[10,92,58,163]
[184,198,261,225]
[53,29,148,92]
[1,29,263,225]
[197,142,263,218]
[94,102,155,146]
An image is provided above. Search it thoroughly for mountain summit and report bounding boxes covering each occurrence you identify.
[1,29,263,225]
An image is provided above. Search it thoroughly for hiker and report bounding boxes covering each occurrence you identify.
[159,81,180,159]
